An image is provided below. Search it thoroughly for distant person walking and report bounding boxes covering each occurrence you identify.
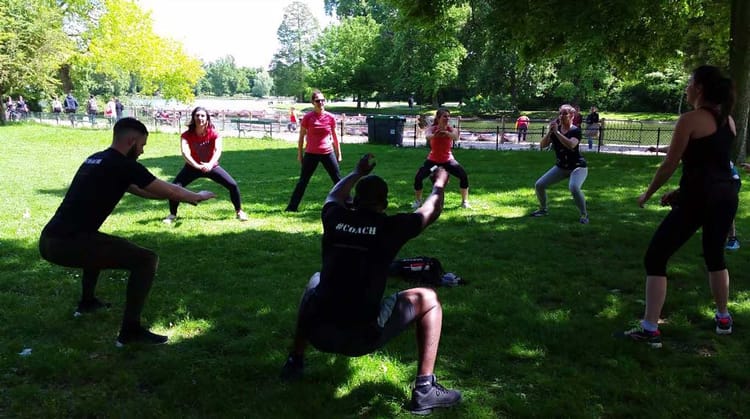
[64,92,79,126]
[86,95,98,127]
[285,90,342,212]
[115,98,124,120]
[163,106,249,223]
[288,106,298,132]
[584,106,600,150]
[52,96,62,123]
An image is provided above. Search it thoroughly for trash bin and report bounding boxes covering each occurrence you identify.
[366,115,406,145]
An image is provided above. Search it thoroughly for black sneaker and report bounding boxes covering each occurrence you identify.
[280,354,304,381]
[73,298,111,317]
[530,209,548,217]
[115,326,168,347]
[409,375,462,415]
[715,314,733,335]
[616,325,662,349]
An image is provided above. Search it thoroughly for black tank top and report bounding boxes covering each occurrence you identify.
[679,108,735,197]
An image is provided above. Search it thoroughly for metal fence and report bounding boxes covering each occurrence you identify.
[10,112,677,153]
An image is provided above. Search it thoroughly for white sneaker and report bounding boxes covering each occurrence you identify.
[412,200,422,209]
[461,201,471,208]
[236,210,248,221]
[163,214,176,224]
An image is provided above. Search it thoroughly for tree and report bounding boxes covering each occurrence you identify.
[251,71,274,97]
[308,16,381,107]
[270,1,319,100]
[0,0,72,122]
[73,0,204,102]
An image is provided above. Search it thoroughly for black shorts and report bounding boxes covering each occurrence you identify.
[298,273,416,357]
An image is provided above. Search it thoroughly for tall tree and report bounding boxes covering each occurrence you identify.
[270,1,319,101]
[251,71,274,97]
[730,0,750,161]
[0,0,72,122]
[74,0,203,102]
[308,16,381,107]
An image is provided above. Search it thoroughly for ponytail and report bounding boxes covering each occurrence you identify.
[692,65,735,125]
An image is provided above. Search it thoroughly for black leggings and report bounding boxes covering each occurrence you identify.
[414,159,469,191]
[644,187,738,276]
[169,165,242,215]
[287,152,341,211]
[39,230,158,328]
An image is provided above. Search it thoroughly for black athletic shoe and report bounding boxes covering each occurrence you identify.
[73,298,111,317]
[280,354,304,381]
[115,326,168,347]
[409,375,462,415]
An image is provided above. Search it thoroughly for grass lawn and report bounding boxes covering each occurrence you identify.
[1,123,749,418]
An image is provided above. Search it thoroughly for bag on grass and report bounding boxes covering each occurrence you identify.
[388,256,464,287]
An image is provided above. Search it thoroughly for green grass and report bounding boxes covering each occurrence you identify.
[1,124,749,418]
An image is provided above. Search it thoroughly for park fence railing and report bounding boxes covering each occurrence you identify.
[14,111,677,154]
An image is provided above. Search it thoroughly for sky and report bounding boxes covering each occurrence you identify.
[136,0,335,69]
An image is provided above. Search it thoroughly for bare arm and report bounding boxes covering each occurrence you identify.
[325,154,375,207]
[551,130,580,150]
[332,125,342,162]
[130,179,216,205]
[414,167,448,230]
[180,138,202,170]
[297,126,306,163]
[638,113,692,207]
[207,136,223,168]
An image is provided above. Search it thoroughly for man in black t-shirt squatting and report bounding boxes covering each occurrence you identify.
[39,118,216,347]
[281,154,462,415]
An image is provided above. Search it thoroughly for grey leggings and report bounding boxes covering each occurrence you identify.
[534,165,588,215]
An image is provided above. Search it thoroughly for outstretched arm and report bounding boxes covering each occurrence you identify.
[414,167,448,230]
[129,179,216,205]
[325,154,375,207]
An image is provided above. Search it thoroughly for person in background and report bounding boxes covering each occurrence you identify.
[530,104,589,223]
[115,97,124,120]
[413,108,470,209]
[619,65,738,348]
[105,97,117,125]
[516,114,530,142]
[585,106,600,150]
[280,154,462,415]
[86,95,98,127]
[285,90,342,212]
[52,96,63,123]
[64,92,79,126]
[288,106,298,132]
[163,106,249,223]
[572,104,583,127]
[39,117,216,346]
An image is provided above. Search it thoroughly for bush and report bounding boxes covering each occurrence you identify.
[461,93,512,117]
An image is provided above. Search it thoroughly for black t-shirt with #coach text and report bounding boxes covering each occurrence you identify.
[312,202,423,326]
[551,126,587,170]
[43,148,156,236]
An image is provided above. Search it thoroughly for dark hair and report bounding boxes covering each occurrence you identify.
[432,108,450,126]
[113,117,148,138]
[354,175,388,210]
[310,90,323,102]
[188,106,214,133]
[692,65,735,125]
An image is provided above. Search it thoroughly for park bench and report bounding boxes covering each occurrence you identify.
[231,118,277,138]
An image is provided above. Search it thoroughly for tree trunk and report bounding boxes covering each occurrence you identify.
[731,0,750,162]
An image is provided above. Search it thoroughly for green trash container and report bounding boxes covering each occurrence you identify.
[366,115,406,145]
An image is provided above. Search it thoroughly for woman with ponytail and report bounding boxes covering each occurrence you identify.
[620,66,738,348]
